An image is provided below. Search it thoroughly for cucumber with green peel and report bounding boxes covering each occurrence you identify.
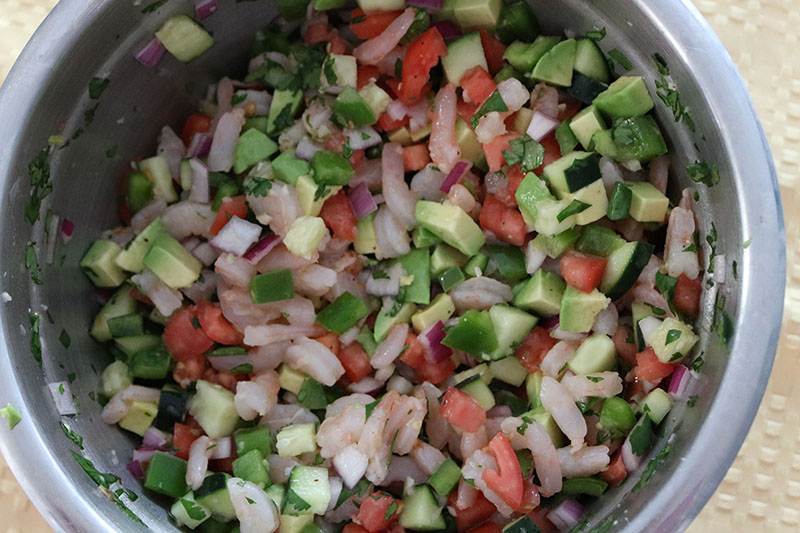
[195,473,237,522]
[114,334,162,358]
[457,375,495,410]
[399,485,446,531]
[189,380,240,439]
[90,286,138,342]
[171,492,212,530]
[574,38,610,83]
[599,241,655,299]
[575,224,626,257]
[145,451,189,498]
[428,458,461,497]
[487,304,538,361]
[283,466,330,515]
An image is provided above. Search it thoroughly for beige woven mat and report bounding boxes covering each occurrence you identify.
[0,0,797,531]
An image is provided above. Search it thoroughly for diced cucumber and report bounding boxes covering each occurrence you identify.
[631,301,656,351]
[266,484,286,511]
[542,151,602,198]
[284,466,330,516]
[114,334,162,358]
[575,224,626,257]
[80,240,125,287]
[453,363,493,386]
[354,211,377,255]
[531,227,582,258]
[155,385,188,431]
[155,15,214,63]
[644,317,699,363]
[568,333,616,374]
[512,270,566,316]
[489,356,529,387]
[566,72,608,105]
[145,451,189,498]
[107,313,144,338]
[640,388,672,424]
[399,485,446,531]
[234,426,274,457]
[139,155,178,203]
[195,473,237,522]
[119,400,158,436]
[429,458,461,497]
[172,492,211,530]
[559,287,610,333]
[458,375,495,410]
[574,38,610,83]
[525,371,544,409]
[116,217,166,274]
[101,360,133,398]
[189,380,240,439]
[276,423,317,457]
[463,252,489,277]
[441,32,488,86]
[280,514,314,533]
[279,364,306,395]
[599,241,654,299]
[90,286,137,342]
[487,304,538,361]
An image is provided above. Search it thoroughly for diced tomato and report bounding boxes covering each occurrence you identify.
[482,132,521,172]
[319,190,358,242]
[479,194,527,246]
[209,455,235,474]
[402,144,431,171]
[196,300,243,345]
[483,432,523,510]
[163,307,215,362]
[558,97,583,121]
[674,274,702,317]
[457,99,481,123]
[440,387,486,433]
[173,422,202,461]
[612,325,638,367]
[467,524,502,533]
[313,332,341,355]
[536,132,562,172]
[399,332,426,368]
[329,33,348,55]
[338,343,372,383]
[355,493,401,532]
[448,491,497,531]
[203,367,242,391]
[304,22,330,45]
[350,149,366,168]
[399,333,455,385]
[559,251,608,293]
[479,30,507,75]
[210,195,248,235]
[505,165,524,202]
[119,202,132,225]
[377,112,408,132]
[461,66,496,105]
[401,27,447,101]
[350,8,403,40]
[601,451,628,486]
[172,354,206,389]
[515,326,558,372]
[357,65,381,90]
[130,286,153,306]
[635,347,675,382]
[180,113,212,147]
[518,478,541,514]
[343,524,370,533]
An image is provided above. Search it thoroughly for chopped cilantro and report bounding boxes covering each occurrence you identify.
[1,404,21,430]
[400,8,430,45]
[586,27,606,41]
[88,77,110,99]
[30,313,42,367]
[106,145,119,158]
[84,104,99,126]
[181,499,206,520]
[314,184,330,202]
[665,329,682,345]
[629,417,653,456]
[557,199,591,223]
[230,93,247,106]
[470,90,508,128]
[655,271,678,313]
[384,501,398,520]
[244,176,273,197]
[271,105,295,133]
[690,354,704,373]
[649,305,666,316]
[501,134,545,172]
[688,394,700,407]
[743,239,751,249]
[230,364,254,374]
[323,56,339,86]
[687,160,720,187]
[191,316,201,329]
[371,270,389,280]
[313,453,325,465]
[58,383,65,394]
[587,376,604,383]
[717,310,733,346]
[25,242,42,285]
[60,421,84,450]
[608,49,632,70]
[59,329,71,349]
[68,372,76,383]
[682,243,697,253]
[732,260,738,280]
[633,444,671,492]
[72,451,144,524]
[336,477,370,508]
[364,400,379,420]
[25,147,52,224]
[140,0,168,12]
[342,136,354,159]
[652,53,669,76]
[285,488,311,512]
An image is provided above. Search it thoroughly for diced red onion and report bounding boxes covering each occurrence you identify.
[187,132,213,158]
[348,377,384,394]
[132,447,158,464]
[210,216,263,257]
[210,437,232,459]
[667,364,695,400]
[47,382,77,416]
[407,0,442,9]
[547,499,584,530]
[127,461,145,479]
[541,316,560,330]
[60,218,74,243]
[432,21,462,40]
[551,327,586,342]
[526,111,560,142]
[440,161,470,193]
[195,0,217,20]
[143,426,168,448]
[243,234,281,264]
[524,241,547,275]
[345,127,382,150]
[188,158,210,204]
[348,183,378,219]
[135,38,167,68]
[295,137,324,161]
[95,287,114,305]
[182,236,201,253]
[419,321,452,363]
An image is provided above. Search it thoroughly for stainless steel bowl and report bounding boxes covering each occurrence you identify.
[0,1,785,531]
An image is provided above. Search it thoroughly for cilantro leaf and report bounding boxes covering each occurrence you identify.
[608,49,632,71]
[29,313,42,367]
[323,56,338,86]
[140,0,168,13]
[72,451,119,488]
[342,136,354,159]
[231,93,247,106]
[633,444,671,491]
[470,90,508,129]
[271,104,295,133]
[629,417,653,456]
[557,199,591,223]
[687,161,720,187]
[285,488,311,512]
[587,376,604,383]
[586,27,606,41]
[25,242,42,285]
[665,329,682,345]
[690,354,704,373]
[654,271,678,312]
[501,134,545,172]
[314,184,330,202]
[89,77,110,99]
[230,364,254,374]
[652,53,670,76]
[1,404,21,430]
[25,148,52,224]
[181,499,207,521]
[336,477,371,508]
[60,422,84,450]
[394,58,403,79]
[244,177,273,197]
[384,501,398,520]
[59,329,71,349]
[687,395,699,408]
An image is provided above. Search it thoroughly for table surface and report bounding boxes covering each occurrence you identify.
[0,0,798,531]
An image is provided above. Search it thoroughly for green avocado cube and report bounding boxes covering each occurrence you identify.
[115,217,166,274]
[566,179,609,226]
[593,76,654,118]
[568,333,616,374]
[333,87,376,126]
[559,286,611,333]
[531,227,582,259]
[142,234,202,289]
[272,150,310,186]
[512,270,566,316]
[415,201,486,257]
[310,150,354,186]
[80,239,126,287]
[532,39,576,87]
[354,211,377,255]
[515,171,554,224]
[267,89,303,136]
[284,216,329,260]
[374,301,417,342]
[119,400,158,436]
[569,106,607,149]
[430,243,468,277]
[625,181,669,222]
[454,0,502,30]
[442,32,488,85]
[233,128,278,174]
[155,15,214,63]
[411,293,455,333]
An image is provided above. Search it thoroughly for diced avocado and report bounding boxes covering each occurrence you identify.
[599,241,654,299]
[272,150,310,186]
[559,286,610,333]
[569,106,606,150]
[542,151,602,198]
[171,492,211,530]
[441,32,487,85]
[399,485,446,531]
[387,127,413,146]
[139,155,178,203]
[276,423,317,457]
[354,211,377,255]
[101,360,133,398]
[625,181,669,223]
[233,128,278,174]
[295,175,340,216]
[311,150,354,186]
[143,233,202,289]
[244,116,270,135]
[489,355,528,387]
[453,363,493,385]
[531,227,582,258]
[592,116,668,163]
[416,201,485,257]
[397,248,431,305]
[527,407,566,447]
[412,226,442,248]
[503,41,537,73]
[458,375,495,410]
[374,301,417,342]
[593,76,654,118]
[455,117,483,163]
[640,388,672,424]
[454,0,502,30]
[155,15,214,63]
[411,293,455,333]
[115,217,166,273]
[321,54,357,92]
[356,0,404,11]
[189,380,239,439]
[645,317,699,363]
[267,89,303,136]
[574,38,610,83]
[195,473,236,522]
[114,334,162,358]
[284,216,328,260]
[119,400,158,436]
[279,364,306,395]
[359,82,392,118]
[515,171,554,223]
[511,107,534,135]
[532,39,576,87]
[525,371,544,409]
[145,451,189,498]
[80,240,126,287]
[513,270,566,316]
[533,198,576,236]
[333,87,376,126]
[430,243,468,277]
[91,286,137,343]
[566,179,609,226]
[568,333,616,374]
[488,304,538,361]
[494,1,539,44]
[575,224,626,257]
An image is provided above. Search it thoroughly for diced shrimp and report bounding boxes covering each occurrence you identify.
[430,85,461,174]
[317,403,367,458]
[500,417,562,497]
[418,382,452,450]
[665,200,700,279]
[540,376,587,452]
[460,426,488,459]
[186,436,214,490]
[353,9,416,65]
[648,155,669,194]
[560,372,623,401]
[556,445,610,478]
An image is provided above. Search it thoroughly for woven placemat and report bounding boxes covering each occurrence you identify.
[0,1,796,532]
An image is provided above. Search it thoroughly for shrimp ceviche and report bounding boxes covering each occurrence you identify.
[78,0,706,531]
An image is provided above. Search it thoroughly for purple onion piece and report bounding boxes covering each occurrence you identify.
[127,460,145,479]
[547,499,584,530]
[135,39,167,68]
[432,20,462,40]
[195,0,218,20]
[243,234,281,264]
[526,111,560,142]
[420,321,452,363]
[348,182,379,219]
[440,160,470,193]
[667,364,694,400]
